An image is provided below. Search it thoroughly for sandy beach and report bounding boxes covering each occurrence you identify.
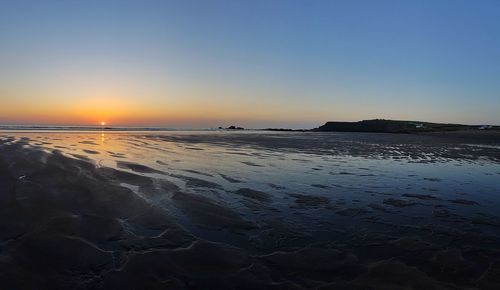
[0,131,499,289]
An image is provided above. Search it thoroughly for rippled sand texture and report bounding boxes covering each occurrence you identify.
[0,131,499,289]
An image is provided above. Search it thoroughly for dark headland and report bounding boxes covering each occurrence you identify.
[261,119,499,134]
[262,119,500,142]
[313,119,499,133]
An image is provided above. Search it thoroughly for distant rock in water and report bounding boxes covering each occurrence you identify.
[225,125,244,130]
[313,119,479,133]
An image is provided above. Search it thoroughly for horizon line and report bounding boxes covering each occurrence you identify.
[1,118,499,130]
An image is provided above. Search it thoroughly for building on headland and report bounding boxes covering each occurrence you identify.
[409,122,425,129]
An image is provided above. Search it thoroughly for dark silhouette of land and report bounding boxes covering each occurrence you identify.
[261,119,500,143]
[313,119,498,133]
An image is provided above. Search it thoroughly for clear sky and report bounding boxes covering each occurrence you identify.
[1,0,499,128]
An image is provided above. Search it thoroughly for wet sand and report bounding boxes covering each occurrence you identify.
[0,131,499,289]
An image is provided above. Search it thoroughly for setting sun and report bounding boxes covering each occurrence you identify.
[100,122,106,126]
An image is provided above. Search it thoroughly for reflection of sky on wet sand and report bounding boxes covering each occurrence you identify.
[2,131,500,243]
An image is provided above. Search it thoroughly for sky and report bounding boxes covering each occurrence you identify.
[0,0,499,128]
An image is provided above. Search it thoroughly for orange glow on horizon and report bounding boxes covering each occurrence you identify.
[0,91,330,127]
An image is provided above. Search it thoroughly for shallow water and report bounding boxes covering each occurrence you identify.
[1,130,500,289]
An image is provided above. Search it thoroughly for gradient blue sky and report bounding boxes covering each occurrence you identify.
[1,0,499,128]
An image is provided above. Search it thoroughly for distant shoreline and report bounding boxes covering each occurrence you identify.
[1,119,499,135]
[312,119,499,133]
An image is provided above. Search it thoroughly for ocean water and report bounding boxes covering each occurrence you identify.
[3,130,499,234]
[1,130,500,288]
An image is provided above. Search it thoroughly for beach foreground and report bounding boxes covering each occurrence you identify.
[0,131,499,289]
